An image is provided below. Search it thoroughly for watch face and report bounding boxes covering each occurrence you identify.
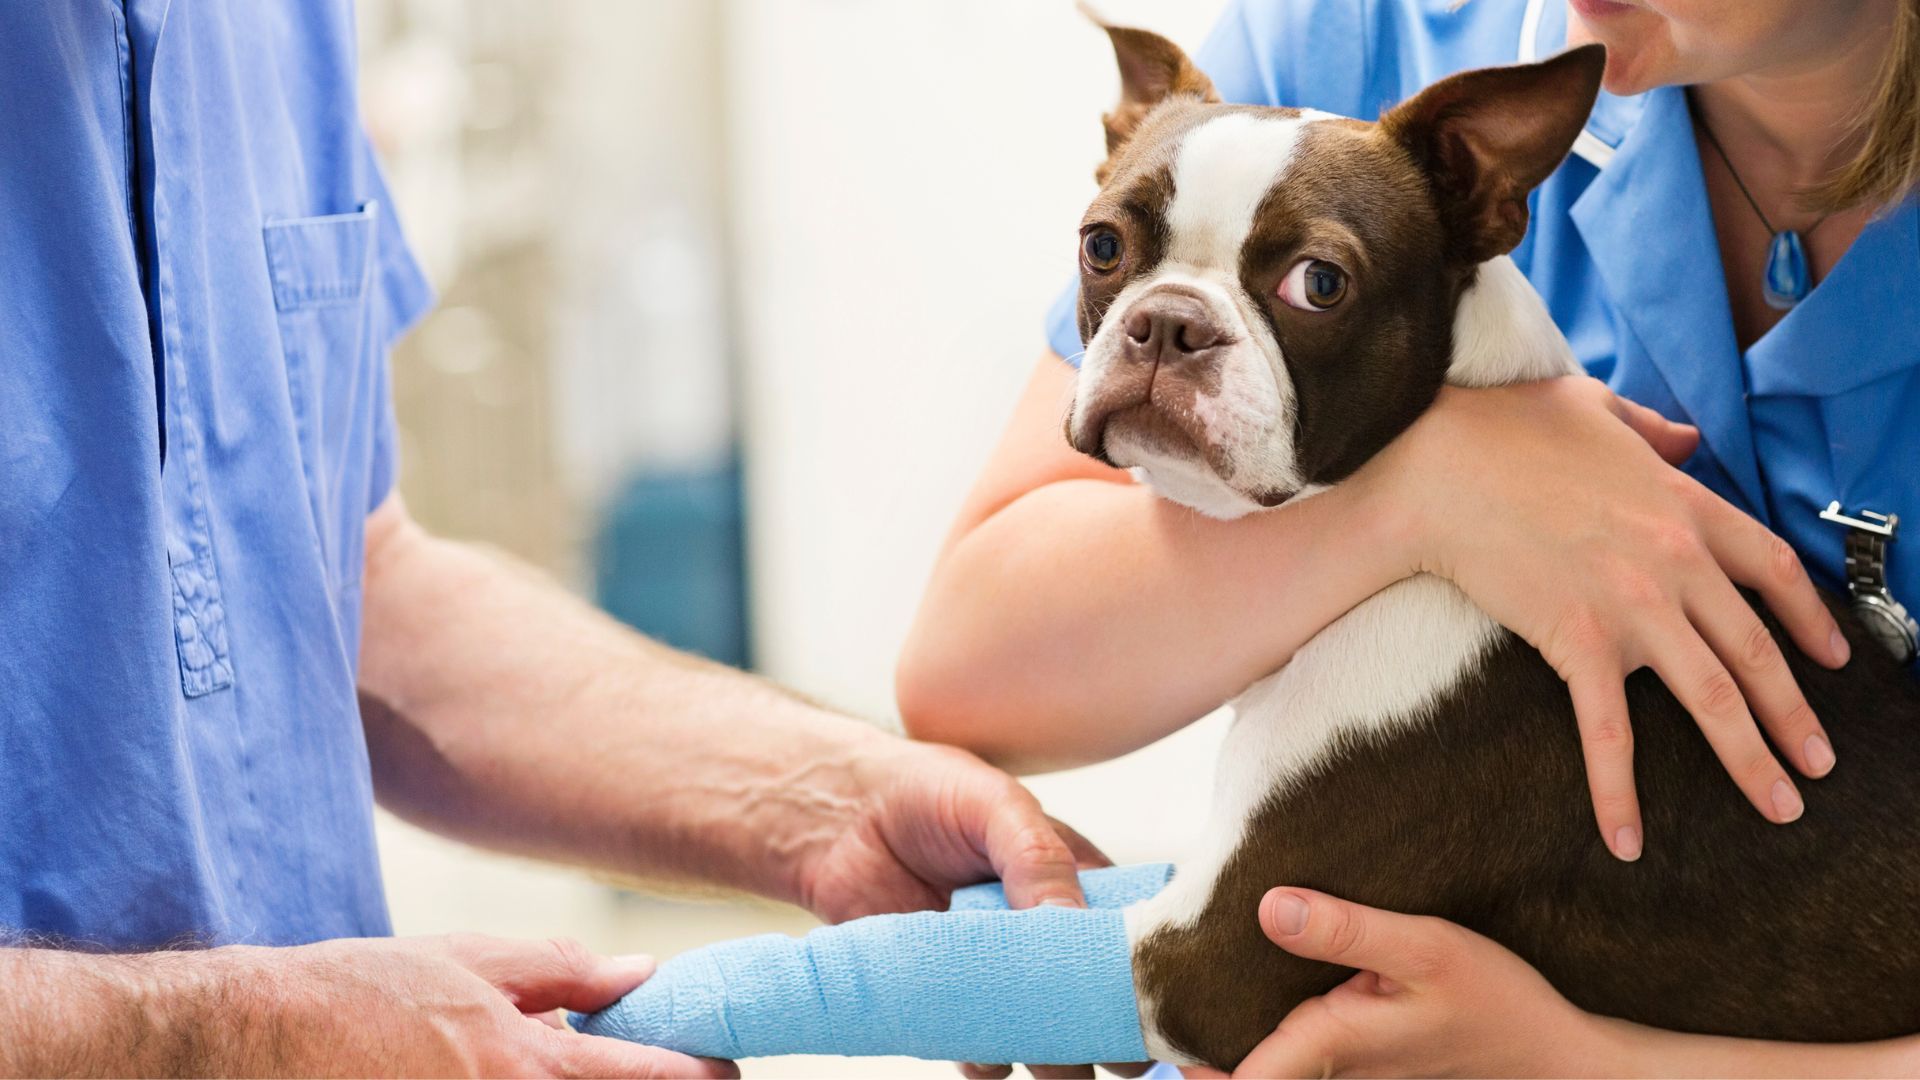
[1853,596,1920,665]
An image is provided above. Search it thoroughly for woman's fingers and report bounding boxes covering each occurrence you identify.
[1685,577,1835,780]
[1566,671,1643,861]
[1642,622,1802,823]
[1701,500,1850,669]
[1224,998,1346,1080]
[1259,888,1464,985]
[1605,392,1700,466]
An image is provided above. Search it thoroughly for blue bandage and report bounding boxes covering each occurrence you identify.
[575,863,1173,1064]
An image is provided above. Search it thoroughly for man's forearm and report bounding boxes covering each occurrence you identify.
[356,498,890,905]
[0,945,253,1076]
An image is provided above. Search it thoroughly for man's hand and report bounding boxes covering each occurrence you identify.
[2,934,737,1078]
[784,737,1149,1080]
[795,738,1103,923]
[250,935,739,1078]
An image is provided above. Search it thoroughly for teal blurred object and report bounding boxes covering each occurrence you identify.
[593,458,751,669]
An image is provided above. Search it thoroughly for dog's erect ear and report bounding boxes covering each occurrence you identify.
[1083,2,1218,183]
[1381,44,1605,264]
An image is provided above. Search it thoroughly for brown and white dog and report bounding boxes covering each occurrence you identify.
[1065,20,1920,1071]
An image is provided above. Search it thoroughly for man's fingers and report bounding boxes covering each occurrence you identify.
[543,1030,739,1079]
[1704,505,1850,669]
[1049,815,1113,870]
[1258,888,1458,983]
[1567,672,1644,861]
[1644,627,1802,824]
[1607,394,1700,465]
[1686,579,1834,780]
[984,783,1087,910]
[958,1063,1014,1079]
[449,934,655,1014]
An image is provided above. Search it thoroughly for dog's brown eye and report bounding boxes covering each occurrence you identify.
[1278,258,1348,311]
[1083,229,1124,273]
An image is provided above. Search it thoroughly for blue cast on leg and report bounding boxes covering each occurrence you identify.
[574,863,1173,1064]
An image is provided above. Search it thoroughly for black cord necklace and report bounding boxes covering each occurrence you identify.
[1693,106,1829,311]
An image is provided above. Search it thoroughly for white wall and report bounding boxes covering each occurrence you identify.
[726,1,1233,864]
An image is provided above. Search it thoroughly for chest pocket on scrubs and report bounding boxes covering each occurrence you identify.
[262,204,381,595]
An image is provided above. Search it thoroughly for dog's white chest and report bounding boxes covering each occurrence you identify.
[1127,574,1502,925]
[1219,574,1504,808]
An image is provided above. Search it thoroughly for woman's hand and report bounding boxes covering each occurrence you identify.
[1360,376,1849,860]
[1187,889,1615,1079]
[1197,890,1920,1079]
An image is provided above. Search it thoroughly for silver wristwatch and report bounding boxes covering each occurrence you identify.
[1819,502,1919,665]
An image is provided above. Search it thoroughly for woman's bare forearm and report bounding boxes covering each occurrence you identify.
[1595,1016,1920,1078]
[898,457,1411,773]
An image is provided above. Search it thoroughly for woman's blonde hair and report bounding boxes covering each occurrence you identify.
[1812,0,1920,212]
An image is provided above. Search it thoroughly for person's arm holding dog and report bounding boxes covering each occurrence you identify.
[899,355,1846,856]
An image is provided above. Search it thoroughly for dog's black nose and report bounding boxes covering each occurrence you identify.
[1122,292,1225,365]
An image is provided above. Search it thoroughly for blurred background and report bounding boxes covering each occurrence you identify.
[357,2,1229,1073]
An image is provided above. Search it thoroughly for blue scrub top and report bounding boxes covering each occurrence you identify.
[1047,0,1920,670]
[0,1,431,947]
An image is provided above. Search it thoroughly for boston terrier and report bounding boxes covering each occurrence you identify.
[1065,19,1920,1071]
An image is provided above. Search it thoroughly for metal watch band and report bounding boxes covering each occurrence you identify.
[1844,526,1893,594]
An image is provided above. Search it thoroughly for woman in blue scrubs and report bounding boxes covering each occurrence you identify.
[900,0,1920,1071]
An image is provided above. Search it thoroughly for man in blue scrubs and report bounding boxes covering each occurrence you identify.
[0,5,1093,1074]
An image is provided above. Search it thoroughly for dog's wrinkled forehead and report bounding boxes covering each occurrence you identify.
[1162,109,1315,267]
[1089,103,1318,269]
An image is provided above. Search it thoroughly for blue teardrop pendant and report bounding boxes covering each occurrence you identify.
[1763,229,1810,310]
